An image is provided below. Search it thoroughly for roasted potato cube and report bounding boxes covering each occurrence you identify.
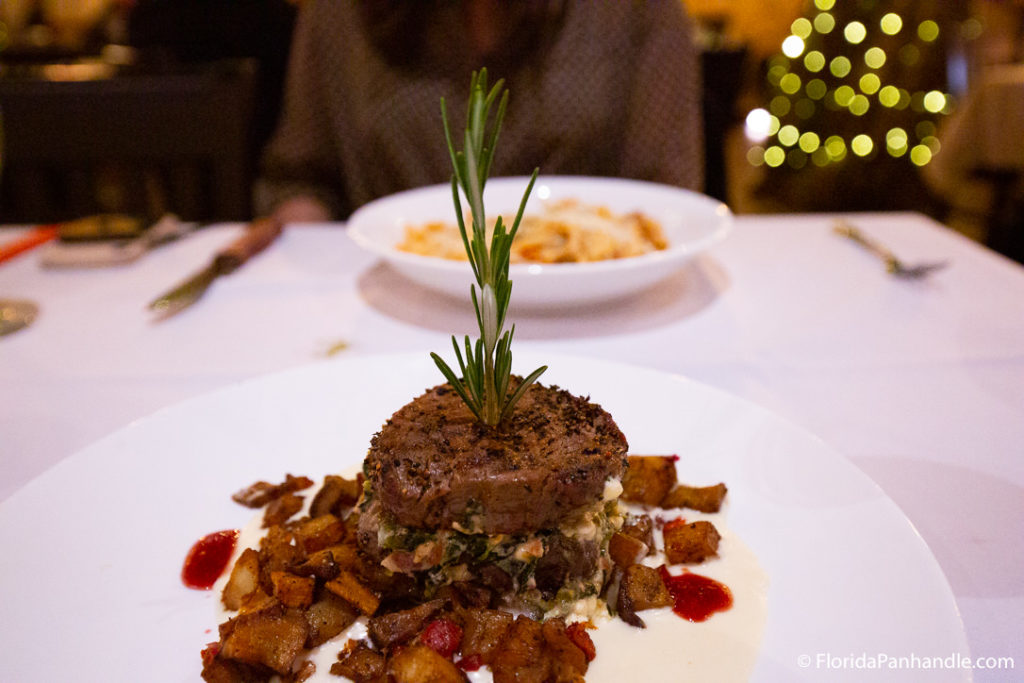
[306,593,359,648]
[262,492,304,527]
[661,482,728,513]
[326,570,381,616]
[609,532,649,568]
[621,455,678,506]
[232,474,313,508]
[271,571,315,609]
[331,640,386,681]
[621,513,655,553]
[663,520,721,564]
[222,547,260,611]
[293,514,346,552]
[459,608,513,664]
[367,598,446,649]
[310,475,362,517]
[218,604,309,675]
[386,644,467,683]
[490,615,588,682]
[616,564,672,628]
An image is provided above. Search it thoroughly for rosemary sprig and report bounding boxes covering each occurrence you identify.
[430,69,545,426]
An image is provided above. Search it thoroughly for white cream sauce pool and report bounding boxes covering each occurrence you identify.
[212,478,768,683]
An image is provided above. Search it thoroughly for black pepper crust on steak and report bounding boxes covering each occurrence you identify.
[363,380,628,536]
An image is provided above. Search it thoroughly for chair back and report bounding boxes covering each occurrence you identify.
[0,58,257,223]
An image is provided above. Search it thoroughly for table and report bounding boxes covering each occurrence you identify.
[2,212,1022,680]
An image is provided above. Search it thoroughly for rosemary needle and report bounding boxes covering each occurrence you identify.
[430,69,545,426]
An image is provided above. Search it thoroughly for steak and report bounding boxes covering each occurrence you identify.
[363,380,628,535]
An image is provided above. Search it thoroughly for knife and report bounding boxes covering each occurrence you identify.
[147,217,283,320]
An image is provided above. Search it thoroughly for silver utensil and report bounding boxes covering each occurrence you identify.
[833,221,948,278]
[148,217,283,320]
[0,298,38,336]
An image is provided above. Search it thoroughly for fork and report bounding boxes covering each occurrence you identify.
[832,220,948,278]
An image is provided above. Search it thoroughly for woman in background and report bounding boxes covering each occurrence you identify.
[256,0,704,223]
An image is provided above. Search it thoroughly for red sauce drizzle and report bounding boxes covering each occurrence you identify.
[182,530,239,589]
[658,566,733,622]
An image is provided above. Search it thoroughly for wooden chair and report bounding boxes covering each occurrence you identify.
[0,58,257,223]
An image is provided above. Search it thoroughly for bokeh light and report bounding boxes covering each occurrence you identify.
[859,73,881,95]
[878,85,901,107]
[910,144,933,165]
[791,18,813,39]
[922,90,947,113]
[849,94,870,116]
[794,98,816,119]
[851,134,874,156]
[825,135,847,161]
[814,12,836,34]
[880,13,903,35]
[798,131,821,153]
[744,108,774,142]
[834,85,855,107]
[830,56,852,78]
[918,20,940,42]
[778,125,800,147]
[814,0,836,10]
[864,47,887,69]
[844,21,867,44]
[806,78,828,100]
[782,35,806,58]
[780,73,802,94]
[804,50,826,72]
[764,146,786,167]
[770,95,792,116]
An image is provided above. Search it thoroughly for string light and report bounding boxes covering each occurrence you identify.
[750,7,952,171]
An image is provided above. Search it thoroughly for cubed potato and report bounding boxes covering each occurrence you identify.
[219,604,309,675]
[615,564,673,628]
[460,609,514,664]
[271,571,315,609]
[306,594,359,648]
[620,513,655,553]
[386,644,467,683]
[661,482,728,513]
[222,548,260,611]
[608,532,649,568]
[326,570,381,616]
[663,520,721,564]
[330,640,386,681]
[232,474,313,508]
[488,616,548,682]
[540,619,589,680]
[367,598,446,649]
[293,514,346,553]
[262,492,304,528]
[621,456,678,506]
[310,475,362,517]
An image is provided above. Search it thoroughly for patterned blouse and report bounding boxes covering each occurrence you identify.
[255,0,703,219]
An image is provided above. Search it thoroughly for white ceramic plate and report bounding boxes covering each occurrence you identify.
[346,176,733,307]
[0,353,969,682]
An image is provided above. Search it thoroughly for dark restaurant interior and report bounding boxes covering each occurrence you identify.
[0,0,1021,263]
[2,3,1023,681]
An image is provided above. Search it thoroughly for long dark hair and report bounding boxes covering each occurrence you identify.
[358,0,567,72]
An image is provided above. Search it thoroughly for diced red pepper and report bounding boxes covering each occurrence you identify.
[420,618,463,659]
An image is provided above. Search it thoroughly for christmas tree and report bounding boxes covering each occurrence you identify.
[748,0,964,211]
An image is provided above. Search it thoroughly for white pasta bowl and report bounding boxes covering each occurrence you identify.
[346,176,733,307]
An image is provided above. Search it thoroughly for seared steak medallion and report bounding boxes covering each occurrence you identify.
[363,380,629,536]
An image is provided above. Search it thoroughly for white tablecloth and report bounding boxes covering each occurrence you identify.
[2,212,1022,679]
